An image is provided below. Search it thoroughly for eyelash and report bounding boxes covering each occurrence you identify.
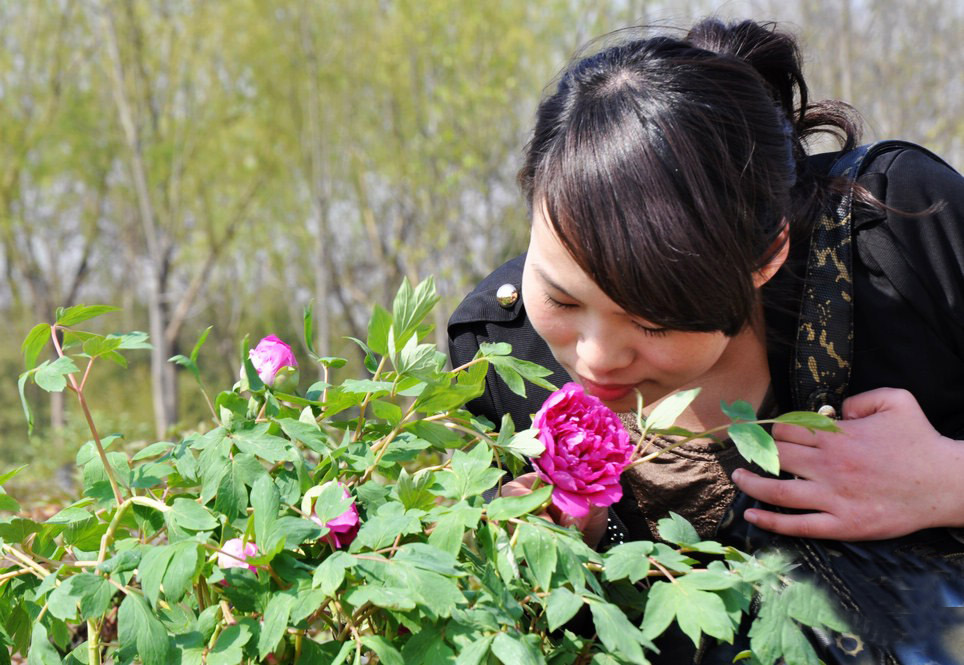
[542,295,669,337]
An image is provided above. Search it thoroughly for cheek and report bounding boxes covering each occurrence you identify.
[642,334,728,378]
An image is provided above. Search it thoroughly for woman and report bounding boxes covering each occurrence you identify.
[448,18,964,664]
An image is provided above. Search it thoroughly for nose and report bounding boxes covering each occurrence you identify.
[575,320,635,377]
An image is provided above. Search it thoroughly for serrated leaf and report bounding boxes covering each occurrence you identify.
[603,541,654,583]
[486,485,552,521]
[546,587,584,632]
[22,323,51,371]
[656,512,700,546]
[55,304,120,327]
[589,600,649,664]
[118,593,171,665]
[231,424,291,463]
[728,423,780,475]
[34,357,79,392]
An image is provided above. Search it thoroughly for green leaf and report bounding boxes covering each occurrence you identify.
[206,623,252,665]
[344,584,416,611]
[278,418,330,454]
[0,493,20,512]
[214,462,248,518]
[310,482,353,526]
[495,357,557,392]
[588,600,649,664]
[546,587,584,632]
[720,399,757,422]
[646,388,701,431]
[361,635,405,665]
[132,441,175,461]
[486,485,552,521]
[258,592,296,661]
[168,498,219,531]
[353,503,421,551]
[603,541,654,583]
[55,305,120,327]
[97,549,141,575]
[251,474,280,548]
[454,634,494,665]
[110,331,152,350]
[503,428,545,458]
[231,424,292,463]
[518,523,557,591]
[490,632,545,665]
[118,593,171,665]
[772,410,841,432]
[641,581,733,647]
[18,371,34,433]
[162,541,198,603]
[367,304,393,355]
[656,512,700,546]
[34,357,80,392]
[27,623,62,665]
[728,423,780,475]
[395,468,437,511]
[139,545,177,607]
[22,323,51,371]
[392,276,439,346]
[437,445,505,500]
[312,550,356,596]
[0,464,28,487]
[82,335,123,359]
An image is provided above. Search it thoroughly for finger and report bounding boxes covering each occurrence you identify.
[841,387,916,420]
[772,422,821,447]
[731,469,826,511]
[772,441,821,477]
[742,508,845,540]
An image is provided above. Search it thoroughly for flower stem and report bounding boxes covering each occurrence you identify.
[50,326,124,506]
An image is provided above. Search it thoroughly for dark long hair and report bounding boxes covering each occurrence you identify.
[519,19,861,335]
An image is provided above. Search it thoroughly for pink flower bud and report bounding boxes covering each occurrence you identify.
[310,482,360,549]
[532,382,633,518]
[246,335,298,387]
[217,538,258,573]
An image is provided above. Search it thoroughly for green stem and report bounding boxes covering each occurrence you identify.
[50,326,124,506]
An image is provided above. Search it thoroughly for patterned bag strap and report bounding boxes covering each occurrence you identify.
[790,140,925,414]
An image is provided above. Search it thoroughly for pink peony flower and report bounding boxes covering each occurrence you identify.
[247,335,298,387]
[217,538,258,573]
[310,482,360,549]
[532,382,633,518]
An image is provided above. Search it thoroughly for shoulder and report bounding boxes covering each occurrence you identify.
[448,254,527,330]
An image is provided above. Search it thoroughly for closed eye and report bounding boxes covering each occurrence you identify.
[631,320,669,337]
[542,294,577,310]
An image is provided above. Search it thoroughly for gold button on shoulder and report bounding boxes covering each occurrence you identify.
[496,283,519,309]
[817,404,837,419]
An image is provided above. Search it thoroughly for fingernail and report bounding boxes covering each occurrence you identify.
[744,509,757,523]
[732,469,744,482]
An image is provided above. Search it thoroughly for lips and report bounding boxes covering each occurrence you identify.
[578,376,636,402]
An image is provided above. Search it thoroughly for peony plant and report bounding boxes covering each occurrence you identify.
[0,278,846,665]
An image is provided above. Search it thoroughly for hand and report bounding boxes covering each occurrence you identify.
[731,388,964,541]
[501,472,609,547]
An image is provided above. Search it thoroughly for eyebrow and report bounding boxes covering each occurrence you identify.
[533,265,578,301]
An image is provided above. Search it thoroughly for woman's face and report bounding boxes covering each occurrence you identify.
[521,204,739,413]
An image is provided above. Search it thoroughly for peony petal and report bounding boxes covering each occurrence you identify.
[550,487,592,518]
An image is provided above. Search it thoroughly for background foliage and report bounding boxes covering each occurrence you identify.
[2,0,963,499]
